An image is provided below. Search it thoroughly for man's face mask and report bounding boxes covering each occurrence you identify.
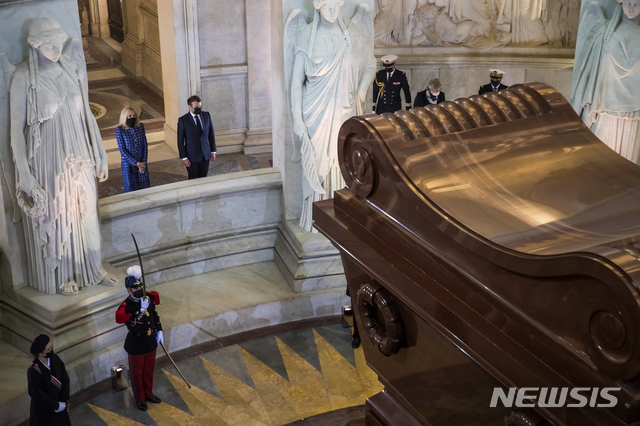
[132,288,144,298]
[44,349,54,358]
[193,107,202,115]
[491,78,501,87]
[385,64,394,71]
[430,90,440,97]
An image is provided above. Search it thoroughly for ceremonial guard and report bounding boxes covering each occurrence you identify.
[478,69,509,94]
[115,266,163,411]
[373,54,412,114]
[27,334,71,426]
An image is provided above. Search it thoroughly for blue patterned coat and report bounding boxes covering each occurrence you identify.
[116,123,150,192]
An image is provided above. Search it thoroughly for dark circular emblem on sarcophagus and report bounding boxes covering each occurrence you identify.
[357,281,404,356]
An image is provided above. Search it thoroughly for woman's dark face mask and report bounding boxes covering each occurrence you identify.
[44,350,54,358]
[126,117,136,127]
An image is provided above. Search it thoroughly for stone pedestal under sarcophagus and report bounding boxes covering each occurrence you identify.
[314,83,640,426]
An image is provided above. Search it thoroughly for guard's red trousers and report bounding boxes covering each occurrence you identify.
[128,349,156,402]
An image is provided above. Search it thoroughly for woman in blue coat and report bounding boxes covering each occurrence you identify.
[116,107,150,192]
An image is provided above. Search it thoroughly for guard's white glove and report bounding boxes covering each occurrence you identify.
[140,298,150,312]
[156,330,164,345]
[55,402,66,412]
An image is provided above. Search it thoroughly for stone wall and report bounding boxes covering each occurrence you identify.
[158,0,273,156]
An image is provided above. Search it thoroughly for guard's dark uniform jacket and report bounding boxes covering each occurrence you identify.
[373,69,411,114]
[478,83,509,95]
[27,355,71,426]
[116,292,162,355]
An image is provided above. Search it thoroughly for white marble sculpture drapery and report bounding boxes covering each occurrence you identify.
[508,0,549,45]
[286,1,376,232]
[4,18,116,294]
[571,0,640,164]
[410,3,510,48]
[374,0,405,45]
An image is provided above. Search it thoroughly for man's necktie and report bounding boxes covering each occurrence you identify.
[196,115,203,134]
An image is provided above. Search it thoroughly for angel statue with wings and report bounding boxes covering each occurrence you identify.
[571,0,640,164]
[0,18,117,295]
[285,0,376,232]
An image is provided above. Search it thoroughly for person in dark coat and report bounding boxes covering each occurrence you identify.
[177,95,216,180]
[478,69,509,94]
[373,54,412,114]
[115,266,163,411]
[414,78,446,107]
[27,334,71,426]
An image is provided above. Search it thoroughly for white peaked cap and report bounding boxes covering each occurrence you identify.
[381,54,398,64]
[490,69,506,77]
[127,265,142,279]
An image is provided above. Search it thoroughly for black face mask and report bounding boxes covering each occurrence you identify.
[491,79,501,88]
[44,350,54,358]
[126,117,136,127]
[385,66,394,71]
[193,107,202,115]
[132,289,144,298]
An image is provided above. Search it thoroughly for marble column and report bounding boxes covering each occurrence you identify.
[122,0,163,92]
[157,0,201,152]
[122,0,145,77]
[88,0,110,38]
[244,0,274,154]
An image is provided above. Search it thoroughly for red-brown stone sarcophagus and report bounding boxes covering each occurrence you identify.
[313,83,640,426]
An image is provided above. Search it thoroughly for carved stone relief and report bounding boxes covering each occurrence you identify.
[374,0,581,48]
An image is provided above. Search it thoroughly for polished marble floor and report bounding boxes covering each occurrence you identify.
[68,323,381,425]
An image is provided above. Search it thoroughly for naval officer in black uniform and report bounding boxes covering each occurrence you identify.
[373,54,412,114]
[478,69,509,95]
[115,266,163,411]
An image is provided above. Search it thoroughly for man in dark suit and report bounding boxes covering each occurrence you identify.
[177,95,216,179]
[415,77,446,107]
[373,54,412,114]
[478,69,509,95]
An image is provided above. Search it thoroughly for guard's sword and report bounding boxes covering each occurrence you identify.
[160,342,191,389]
[131,233,191,389]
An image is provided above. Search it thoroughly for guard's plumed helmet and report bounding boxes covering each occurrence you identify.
[125,265,142,288]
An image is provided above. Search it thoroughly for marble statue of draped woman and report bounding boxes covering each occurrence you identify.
[571,0,640,164]
[8,18,116,294]
[287,1,376,232]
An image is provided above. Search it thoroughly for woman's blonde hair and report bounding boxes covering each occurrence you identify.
[118,106,139,129]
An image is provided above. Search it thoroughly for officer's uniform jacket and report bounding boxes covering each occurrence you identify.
[478,83,509,95]
[27,354,71,426]
[116,291,162,356]
[373,69,411,114]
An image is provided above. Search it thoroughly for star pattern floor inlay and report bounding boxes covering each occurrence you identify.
[70,325,382,426]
